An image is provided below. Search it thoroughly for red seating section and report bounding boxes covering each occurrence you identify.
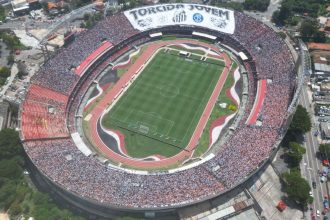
[21,84,69,140]
[75,41,113,76]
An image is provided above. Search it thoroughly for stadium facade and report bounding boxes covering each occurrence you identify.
[19,4,298,219]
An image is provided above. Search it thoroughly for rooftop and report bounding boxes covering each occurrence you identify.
[308,43,330,51]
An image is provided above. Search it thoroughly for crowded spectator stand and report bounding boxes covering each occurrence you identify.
[19,6,296,211]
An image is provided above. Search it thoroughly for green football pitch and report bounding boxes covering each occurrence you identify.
[102,48,225,158]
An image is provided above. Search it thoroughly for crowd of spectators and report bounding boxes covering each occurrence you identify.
[260,83,292,127]
[21,84,69,139]
[234,12,295,83]
[21,10,296,208]
[24,139,224,208]
[32,13,138,95]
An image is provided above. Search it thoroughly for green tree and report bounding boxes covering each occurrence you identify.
[0,5,5,22]
[289,105,312,133]
[0,77,6,87]
[272,10,282,25]
[287,142,306,167]
[0,32,26,52]
[282,170,313,208]
[273,9,288,25]
[31,192,85,220]
[0,159,22,179]
[0,129,85,219]
[85,20,92,29]
[17,71,25,79]
[7,54,14,65]
[300,20,318,41]
[319,144,330,159]
[243,0,270,12]
[0,129,23,160]
[277,31,287,39]
[272,3,292,25]
[9,202,22,216]
[272,0,327,26]
[313,31,326,43]
[32,192,50,206]
[0,77,5,86]
[0,66,10,78]
[288,16,300,26]
[40,2,49,13]
[0,180,17,209]
[83,13,90,21]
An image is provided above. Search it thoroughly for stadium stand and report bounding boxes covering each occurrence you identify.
[21,84,68,140]
[246,79,267,125]
[20,8,296,211]
[75,41,113,76]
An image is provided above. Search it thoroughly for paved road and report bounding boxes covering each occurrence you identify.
[244,0,281,24]
[0,20,25,30]
[301,82,329,219]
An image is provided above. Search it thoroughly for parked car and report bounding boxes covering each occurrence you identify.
[321,176,327,183]
[324,199,329,209]
[313,181,317,189]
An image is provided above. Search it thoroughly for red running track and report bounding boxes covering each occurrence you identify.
[87,39,232,168]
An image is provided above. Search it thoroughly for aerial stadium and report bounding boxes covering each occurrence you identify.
[19,3,298,219]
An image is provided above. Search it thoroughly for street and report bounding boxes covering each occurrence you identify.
[301,82,329,219]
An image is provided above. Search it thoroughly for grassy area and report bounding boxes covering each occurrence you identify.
[193,62,238,157]
[189,53,202,60]
[117,68,127,77]
[206,57,225,66]
[198,38,215,44]
[161,35,177,41]
[109,125,181,158]
[102,49,224,158]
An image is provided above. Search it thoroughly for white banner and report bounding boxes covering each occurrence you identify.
[124,4,235,34]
